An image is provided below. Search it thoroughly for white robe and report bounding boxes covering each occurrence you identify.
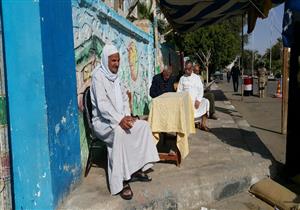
[90,68,159,195]
[177,73,210,119]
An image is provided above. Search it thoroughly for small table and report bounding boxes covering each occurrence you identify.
[148,92,195,165]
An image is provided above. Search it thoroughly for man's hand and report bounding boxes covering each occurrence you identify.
[119,116,136,130]
[194,100,200,109]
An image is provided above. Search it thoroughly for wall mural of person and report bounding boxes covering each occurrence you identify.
[128,41,138,81]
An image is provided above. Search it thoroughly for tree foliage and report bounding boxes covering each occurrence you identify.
[241,38,283,76]
[241,49,260,75]
[137,1,153,20]
[263,38,283,75]
[136,2,169,34]
[166,17,247,73]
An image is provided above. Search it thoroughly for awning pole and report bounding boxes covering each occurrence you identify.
[281,47,289,134]
[241,13,244,101]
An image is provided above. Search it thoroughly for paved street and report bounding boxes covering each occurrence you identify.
[216,77,286,164]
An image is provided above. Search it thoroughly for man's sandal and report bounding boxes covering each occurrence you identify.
[130,172,152,182]
[200,125,211,132]
[120,183,133,200]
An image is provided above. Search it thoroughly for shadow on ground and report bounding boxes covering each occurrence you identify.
[211,89,227,101]
[210,126,279,179]
[210,89,279,178]
[210,127,272,160]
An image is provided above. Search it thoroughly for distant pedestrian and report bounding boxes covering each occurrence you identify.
[226,69,231,83]
[231,62,240,92]
[257,62,267,98]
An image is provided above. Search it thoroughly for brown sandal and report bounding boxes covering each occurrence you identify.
[120,183,133,200]
[200,125,210,132]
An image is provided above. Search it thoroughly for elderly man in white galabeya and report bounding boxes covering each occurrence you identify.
[177,60,210,131]
[90,44,159,200]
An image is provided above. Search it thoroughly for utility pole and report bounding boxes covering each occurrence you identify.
[241,14,244,101]
[251,51,254,77]
[269,13,273,73]
[251,34,254,76]
[152,0,159,73]
[269,47,272,72]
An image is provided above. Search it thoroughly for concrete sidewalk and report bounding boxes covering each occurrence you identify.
[59,83,278,210]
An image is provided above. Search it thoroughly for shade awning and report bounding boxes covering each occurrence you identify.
[158,0,284,33]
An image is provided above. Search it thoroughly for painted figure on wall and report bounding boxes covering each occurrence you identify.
[128,41,138,81]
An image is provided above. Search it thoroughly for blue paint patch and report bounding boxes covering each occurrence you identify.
[1,1,54,209]
[2,0,81,209]
[39,0,81,207]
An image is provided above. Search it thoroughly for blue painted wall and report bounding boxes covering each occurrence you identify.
[1,0,81,209]
[39,0,81,207]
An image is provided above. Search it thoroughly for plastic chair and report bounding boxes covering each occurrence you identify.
[82,86,105,177]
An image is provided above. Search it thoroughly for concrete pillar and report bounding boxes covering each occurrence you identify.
[0,17,12,210]
[1,1,81,209]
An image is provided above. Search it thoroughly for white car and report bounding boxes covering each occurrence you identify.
[268,74,275,80]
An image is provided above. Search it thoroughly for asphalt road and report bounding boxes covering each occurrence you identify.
[215,78,286,164]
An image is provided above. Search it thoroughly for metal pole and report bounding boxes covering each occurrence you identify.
[251,50,254,77]
[241,14,244,101]
[269,13,272,72]
[251,34,254,76]
[281,47,289,135]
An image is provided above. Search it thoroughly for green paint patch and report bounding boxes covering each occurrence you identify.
[0,96,7,125]
[155,66,161,74]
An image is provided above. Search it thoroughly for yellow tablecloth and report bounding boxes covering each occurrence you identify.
[148,92,195,159]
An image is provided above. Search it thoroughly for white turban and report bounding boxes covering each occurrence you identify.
[99,44,119,81]
[97,44,124,114]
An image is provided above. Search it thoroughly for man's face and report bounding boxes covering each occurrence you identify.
[194,65,200,75]
[162,69,172,81]
[108,53,120,74]
[185,63,193,76]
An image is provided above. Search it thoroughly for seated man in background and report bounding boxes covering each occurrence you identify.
[193,63,218,120]
[177,60,210,131]
[150,65,176,98]
[91,44,159,200]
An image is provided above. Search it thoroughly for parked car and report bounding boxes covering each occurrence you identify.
[268,73,275,81]
[213,71,223,81]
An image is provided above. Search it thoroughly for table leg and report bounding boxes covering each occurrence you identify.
[157,132,181,167]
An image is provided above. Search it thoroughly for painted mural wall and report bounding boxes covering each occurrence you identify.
[72,0,155,167]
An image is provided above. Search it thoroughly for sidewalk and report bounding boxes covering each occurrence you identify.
[59,83,278,210]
